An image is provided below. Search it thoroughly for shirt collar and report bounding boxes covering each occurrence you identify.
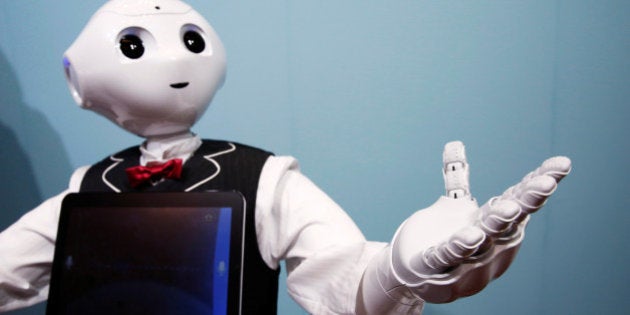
[140,132,202,166]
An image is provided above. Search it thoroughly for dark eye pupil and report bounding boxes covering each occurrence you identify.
[183,31,205,53]
[119,35,144,59]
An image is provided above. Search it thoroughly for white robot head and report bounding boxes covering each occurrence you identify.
[63,0,226,138]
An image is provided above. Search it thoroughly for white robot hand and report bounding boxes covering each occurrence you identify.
[358,141,571,313]
[390,141,571,303]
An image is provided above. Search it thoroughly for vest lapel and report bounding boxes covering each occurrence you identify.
[98,141,237,192]
[183,142,236,192]
[101,154,137,192]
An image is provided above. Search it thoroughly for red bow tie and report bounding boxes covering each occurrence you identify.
[125,159,183,188]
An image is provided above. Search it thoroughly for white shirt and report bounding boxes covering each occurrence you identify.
[0,135,388,314]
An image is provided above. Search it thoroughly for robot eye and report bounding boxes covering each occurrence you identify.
[183,30,205,53]
[119,34,145,59]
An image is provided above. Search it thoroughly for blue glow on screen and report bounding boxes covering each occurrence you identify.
[213,207,232,315]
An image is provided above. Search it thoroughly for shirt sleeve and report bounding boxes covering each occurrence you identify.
[0,166,88,312]
[255,156,387,314]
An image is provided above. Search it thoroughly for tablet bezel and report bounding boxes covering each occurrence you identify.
[47,191,245,315]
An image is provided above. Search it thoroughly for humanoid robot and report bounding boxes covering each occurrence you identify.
[0,0,571,314]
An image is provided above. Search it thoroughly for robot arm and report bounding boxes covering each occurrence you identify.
[357,141,571,313]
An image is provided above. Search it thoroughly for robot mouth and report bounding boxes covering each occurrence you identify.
[170,82,189,89]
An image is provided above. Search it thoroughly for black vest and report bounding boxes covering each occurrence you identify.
[79,140,280,314]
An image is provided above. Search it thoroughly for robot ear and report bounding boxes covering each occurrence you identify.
[63,56,87,107]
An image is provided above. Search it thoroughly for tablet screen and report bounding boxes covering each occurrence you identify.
[47,192,244,315]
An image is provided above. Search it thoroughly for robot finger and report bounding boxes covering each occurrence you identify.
[442,141,472,200]
[411,226,485,274]
[501,174,558,223]
[522,156,572,184]
[478,198,521,237]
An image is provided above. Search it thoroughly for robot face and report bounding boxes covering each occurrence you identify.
[64,0,226,137]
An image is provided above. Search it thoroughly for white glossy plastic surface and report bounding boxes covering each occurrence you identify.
[359,141,571,309]
[63,0,226,138]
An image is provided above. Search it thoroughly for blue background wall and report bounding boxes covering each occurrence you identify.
[1,0,628,314]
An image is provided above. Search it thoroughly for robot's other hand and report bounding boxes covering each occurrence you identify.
[390,141,571,303]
